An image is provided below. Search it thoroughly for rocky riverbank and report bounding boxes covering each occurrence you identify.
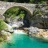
[23,26,48,42]
[0,22,48,43]
[35,29,48,40]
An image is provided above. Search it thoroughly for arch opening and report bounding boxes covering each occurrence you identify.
[3,6,32,28]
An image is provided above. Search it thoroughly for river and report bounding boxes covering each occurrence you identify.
[0,31,48,48]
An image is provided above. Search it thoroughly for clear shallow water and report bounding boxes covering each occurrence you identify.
[0,33,48,48]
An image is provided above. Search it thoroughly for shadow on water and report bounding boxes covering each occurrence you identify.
[29,36,48,44]
[7,42,15,46]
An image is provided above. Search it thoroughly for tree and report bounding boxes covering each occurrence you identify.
[0,19,7,33]
[0,19,8,42]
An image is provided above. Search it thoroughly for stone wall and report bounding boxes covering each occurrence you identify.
[0,1,36,15]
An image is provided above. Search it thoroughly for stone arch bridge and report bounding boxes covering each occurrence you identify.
[0,1,36,16]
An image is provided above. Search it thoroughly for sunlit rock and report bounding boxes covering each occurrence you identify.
[12,21,24,28]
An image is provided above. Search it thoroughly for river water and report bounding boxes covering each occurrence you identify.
[0,31,48,48]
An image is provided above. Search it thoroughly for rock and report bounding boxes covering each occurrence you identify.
[12,21,24,28]
[5,23,14,33]
[1,30,11,36]
[0,14,5,20]
[5,18,11,23]
[28,26,39,33]
[23,28,29,32]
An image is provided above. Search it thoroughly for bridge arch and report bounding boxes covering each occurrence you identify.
[3,6,32,27]
[0,1,36,16]
[3,6,32,16]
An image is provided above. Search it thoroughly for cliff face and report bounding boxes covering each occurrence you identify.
[30,4,48,29]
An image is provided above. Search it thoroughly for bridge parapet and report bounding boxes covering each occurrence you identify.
[0,1,36,15]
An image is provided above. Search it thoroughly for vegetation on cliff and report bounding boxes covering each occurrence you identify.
[0,19,7,32]
[0,19,8,42]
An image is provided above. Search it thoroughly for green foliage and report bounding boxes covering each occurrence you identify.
[0,19,7,32]
[19,14,25,19]
[4,7,26,20]
[38,1,47,4]
[29,0,34,3]
[33,9,42,16]
[45,6,48,10]
[0,35,7,42]
[1,0,48,4]
[4,7,19,18]
[0,38,4,42]
[18,10,25,19]
[11,14,16,20]
[30,0,47,4]
[0,19,7,42]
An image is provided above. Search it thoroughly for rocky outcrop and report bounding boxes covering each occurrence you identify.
[30,4,48,29]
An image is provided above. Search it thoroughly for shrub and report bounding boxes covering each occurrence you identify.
[0,19,7,32]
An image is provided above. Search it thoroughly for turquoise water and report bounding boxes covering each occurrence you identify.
[0,33,48,48]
